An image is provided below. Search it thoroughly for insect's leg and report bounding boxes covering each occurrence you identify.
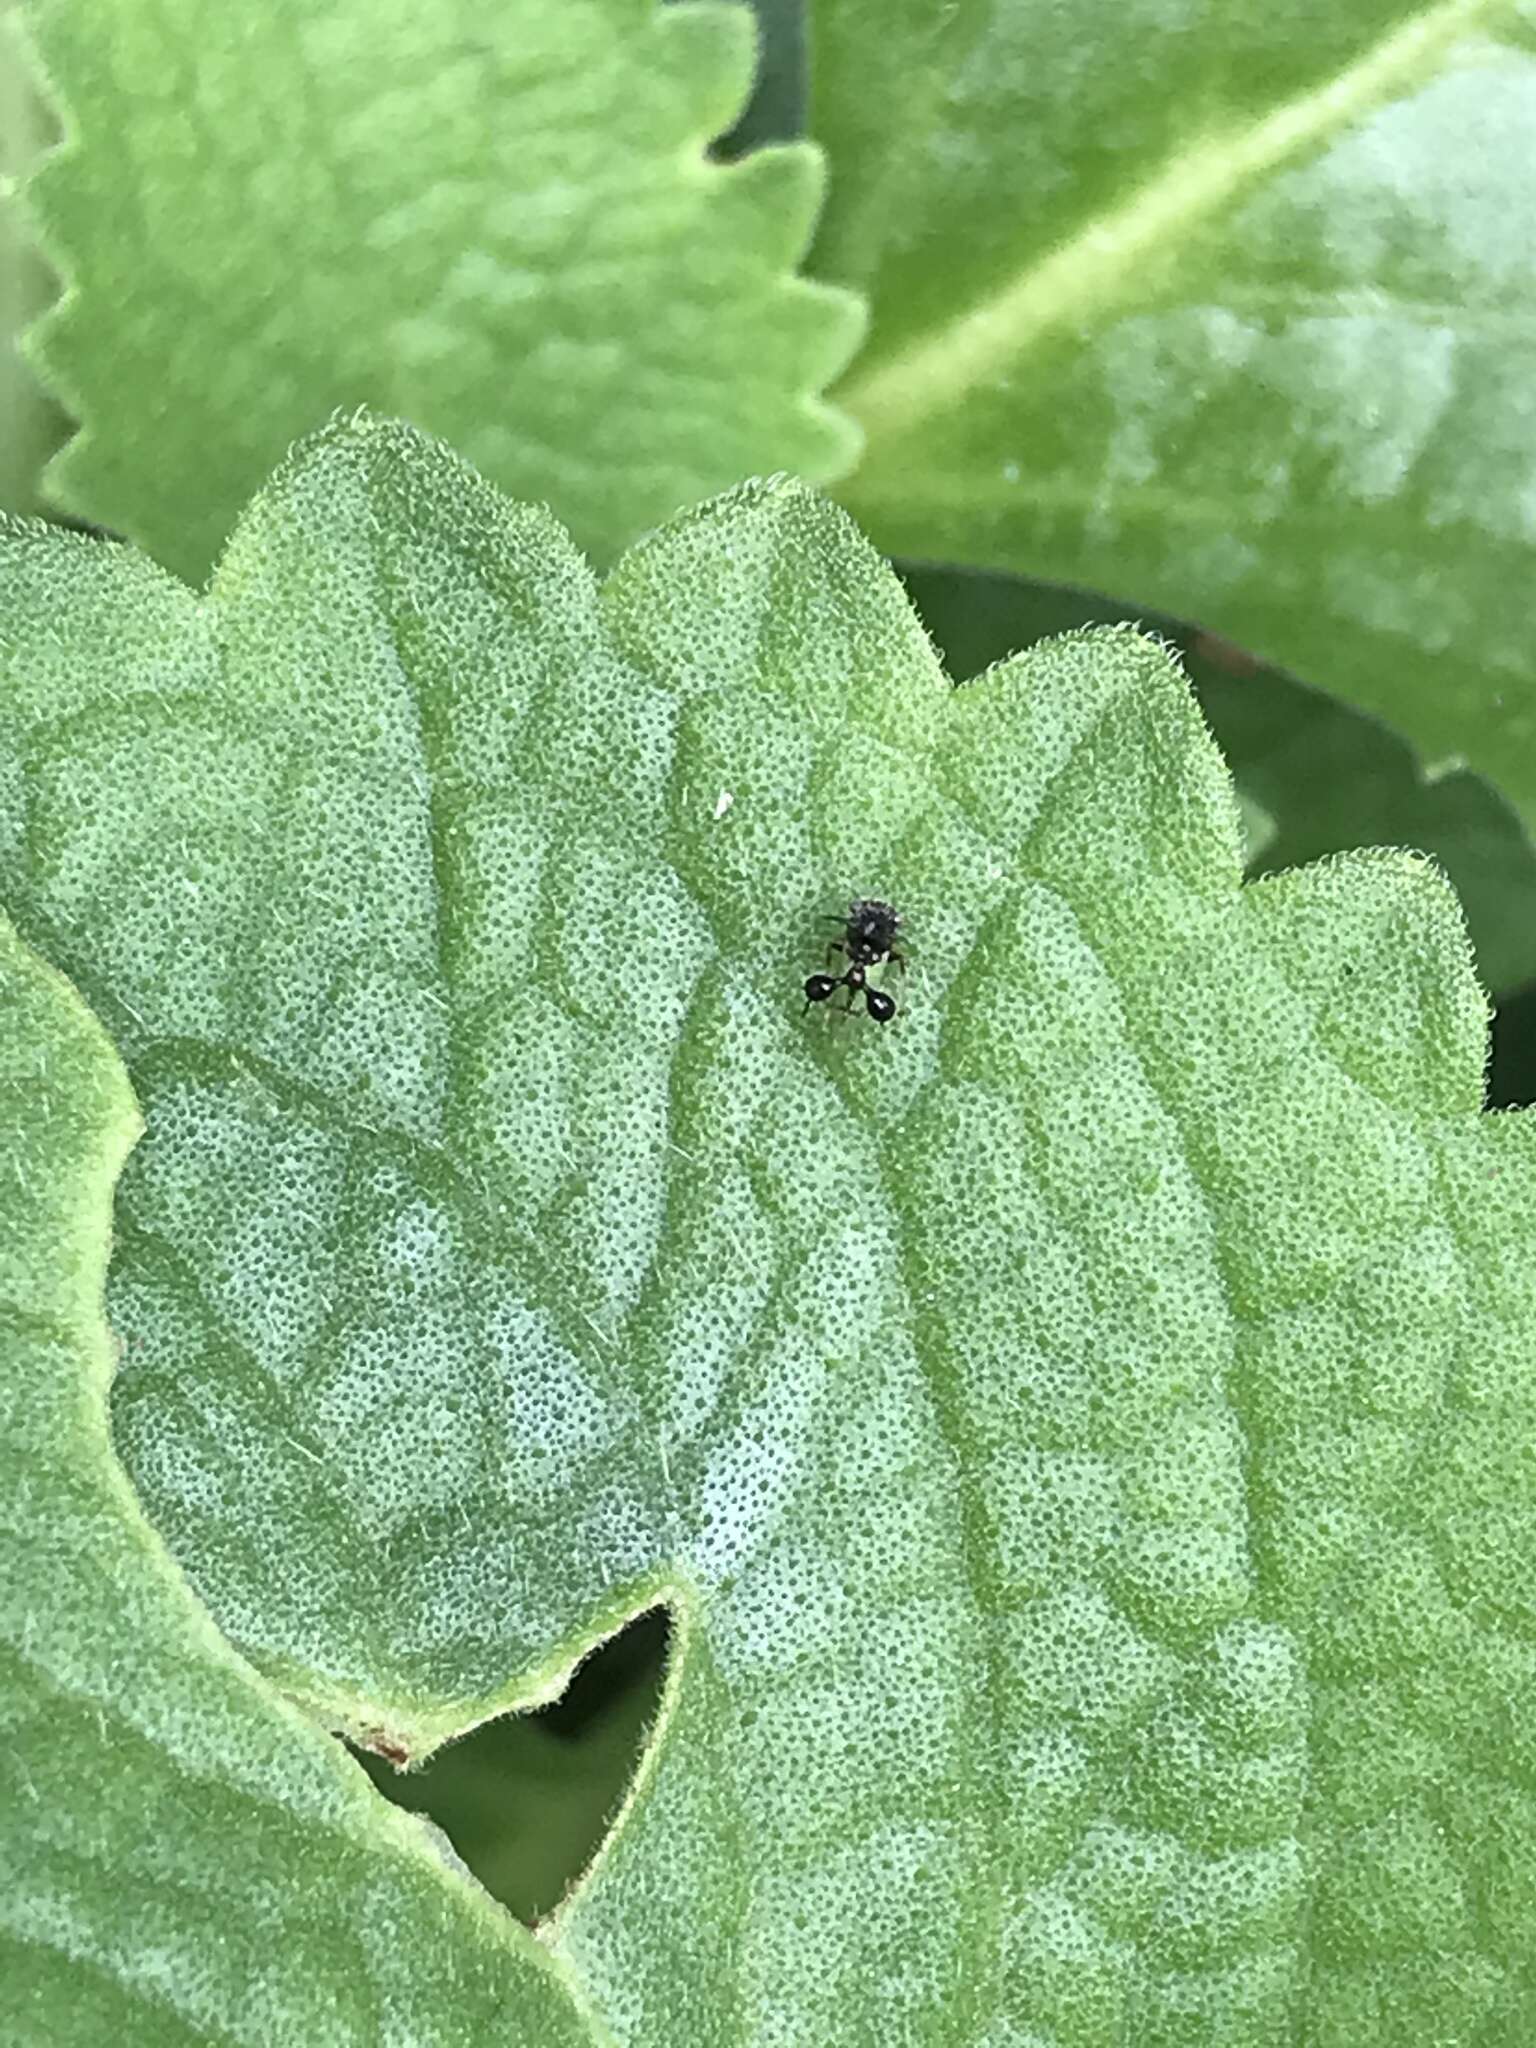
[887,949,907,976]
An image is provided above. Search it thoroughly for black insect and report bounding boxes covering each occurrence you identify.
[803,897,905,1024]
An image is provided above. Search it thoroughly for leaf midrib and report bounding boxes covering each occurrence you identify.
[837,0,1494,446]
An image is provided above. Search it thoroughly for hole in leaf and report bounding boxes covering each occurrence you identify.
[353,1607,670,1923]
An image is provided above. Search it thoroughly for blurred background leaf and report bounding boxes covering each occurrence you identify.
[706,0,802,155]
[0,2,67,515]
[13,0,862,583]
[810,1,1536,834]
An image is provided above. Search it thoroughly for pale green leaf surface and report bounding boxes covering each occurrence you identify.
[814,0,1536,830]
[0,919,604,2043]
[17,0,862,583]
[899,560,1536,997]
[5,416,1536,2042]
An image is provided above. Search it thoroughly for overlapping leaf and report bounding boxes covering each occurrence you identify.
[814,0,1536,830]
[0,916,602,2044]
[16,0,861,580]
[4,416,1536,2043]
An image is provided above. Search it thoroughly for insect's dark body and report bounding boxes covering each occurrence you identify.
[804,897,905,1024]
[840,898,902,967]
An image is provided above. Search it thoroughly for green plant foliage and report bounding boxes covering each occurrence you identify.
[900,560,1536,998]
[15,0,862,582]
[813,1,1536,830]
[0,914,603,2045]
[0,3,66,517]
[5,415,1536,2042]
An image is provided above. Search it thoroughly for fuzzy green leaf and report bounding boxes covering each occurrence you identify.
[16,0,861,582]
[815,0,1536,832]
[899,560,1536,998]
[4,416,1536,2043]
[0,916,603,2043]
